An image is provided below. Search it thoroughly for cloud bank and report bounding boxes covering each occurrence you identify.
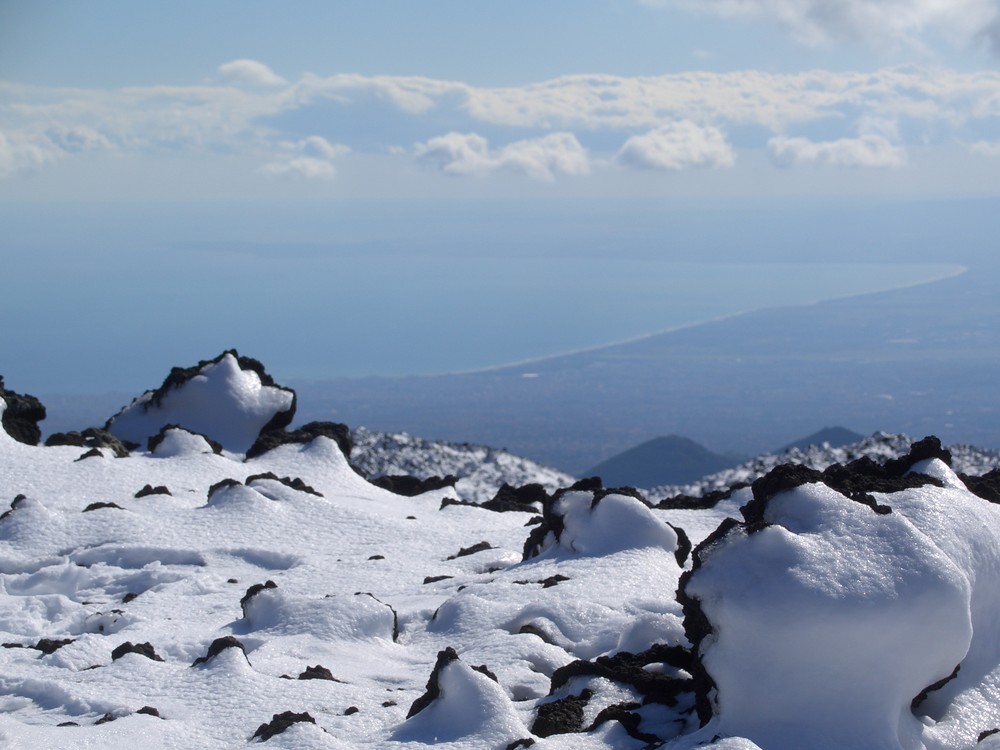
[2,61,1000,190]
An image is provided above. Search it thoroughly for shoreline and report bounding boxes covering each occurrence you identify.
[426,262,969,379]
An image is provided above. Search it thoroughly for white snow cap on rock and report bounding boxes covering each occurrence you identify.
[548,491,678,557]
[106,351,294,453]
[685,462,1000,750]
[392,654,529,746]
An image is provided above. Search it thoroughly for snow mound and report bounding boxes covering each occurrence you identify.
[105,351,295,454]
[393,647,530,746]
[524,484,679,560]
[679,440,1000,749]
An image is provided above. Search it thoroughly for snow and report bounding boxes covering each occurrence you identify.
[106,352,294,453]
[5,358,1000,748]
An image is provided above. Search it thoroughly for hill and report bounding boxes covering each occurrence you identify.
[583,435,738,487]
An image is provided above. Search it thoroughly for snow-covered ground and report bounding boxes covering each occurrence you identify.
[3,352,1000,749]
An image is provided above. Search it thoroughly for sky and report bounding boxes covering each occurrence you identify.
[2,0,1000,393]
[3,0,1000,204]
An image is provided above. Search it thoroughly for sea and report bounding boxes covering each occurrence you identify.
[0,238,963,393]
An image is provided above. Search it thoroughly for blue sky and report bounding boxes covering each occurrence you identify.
[3,0,1000,204]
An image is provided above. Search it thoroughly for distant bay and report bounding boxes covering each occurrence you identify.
[1,241,963,393]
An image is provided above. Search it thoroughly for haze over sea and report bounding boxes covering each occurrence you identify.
[0,200,966,396]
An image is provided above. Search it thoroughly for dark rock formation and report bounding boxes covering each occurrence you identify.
[298,665,338,681]
[550,643,694,707]
[423,575,453,584]
[191,636,248,666]
[447,541,493,559]
[207,478,242,500]
[134,484,171,498]
[370,474,458,497]
[245,472,322,497]
[1,494,27,522]
[34,638,74,654]
[252,711,316,741]
[136,706,161,717]
[82,502,124,512]
[245,421,352,461]
[111,641,164,662]
[531,689,593,737]
[961,468,1000,504]
[587,702,662,745]
[656,486,743,511]
[74,448,105,462]
[0,376,46,445]
[45,427,134,457]
[407,647,460,718]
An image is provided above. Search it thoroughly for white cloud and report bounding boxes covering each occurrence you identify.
[970,139,1000,156]
[259,135,349,179]
[617,121,735,170]
[641,0,1000,50]
[259,156,337,179]
[414,132,589,181]
[768,134,908,167]
[0,130,62,177]
[218,59,287,88]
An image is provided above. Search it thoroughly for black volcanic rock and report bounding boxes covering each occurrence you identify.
[252,711,316,741]
[246,421,353,461]
[550,644,694,707]
[111,641,164,662]
[246,472,323,497]
[34,638,75,654]
[961,468,1000,504]
[531,689,592,737]
[298,664,337,681]
[134,484,171,498]
[0,376,46,445]
[584,435,737,488]
[45,427,134,457]
[370,474,458,497]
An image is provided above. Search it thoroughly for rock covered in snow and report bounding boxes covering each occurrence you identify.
[650,431,1000,500]
[351,426,575,503]
[105,350,295,454]
[0,376,46,445]
[679,438,1000,749]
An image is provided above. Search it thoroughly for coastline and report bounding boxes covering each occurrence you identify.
[436,262,968,379]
